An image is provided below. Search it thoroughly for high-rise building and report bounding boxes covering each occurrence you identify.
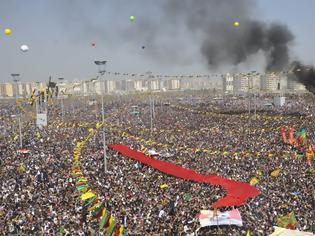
[233,73,261,93]
[260,73,287,92]
[222,73,234,93]
[0,83,14,97]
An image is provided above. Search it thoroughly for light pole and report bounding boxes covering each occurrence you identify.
[18,115,22,148]
[11,74,22,148]
[247,74,253,117]
[254,93,257,119]
[11,73,20,109]
[11,74,20,97]
[149,96,154,136]
[11,114,22,148]
[94,60,107,173]
[58,78,65,123]
[89,78,98,119]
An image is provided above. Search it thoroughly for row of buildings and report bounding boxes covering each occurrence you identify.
[223,72,306,94]
[0,82,47,98]
[0,72,308,98]
[67,75,222,96]
[0,74,222,97]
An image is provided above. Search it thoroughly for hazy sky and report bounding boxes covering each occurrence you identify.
[0,0,314,82]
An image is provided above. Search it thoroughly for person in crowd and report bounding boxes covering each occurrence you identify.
[0,94,313,235]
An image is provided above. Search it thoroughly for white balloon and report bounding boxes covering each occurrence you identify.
[20,45,29,52]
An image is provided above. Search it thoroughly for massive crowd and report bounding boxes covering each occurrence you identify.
[0,93,314,235]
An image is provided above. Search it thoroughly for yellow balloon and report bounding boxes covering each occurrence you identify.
[234,21,240,27]
[4,28,12,36]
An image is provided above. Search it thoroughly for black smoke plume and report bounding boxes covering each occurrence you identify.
[48,0,296,72]
[290,61,315,94]
[162,0,295,72]
[200,21,294,71]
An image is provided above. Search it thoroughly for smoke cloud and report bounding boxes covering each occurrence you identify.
[161,0,294,72]
[291,61,315,94]
[49,0,295,72]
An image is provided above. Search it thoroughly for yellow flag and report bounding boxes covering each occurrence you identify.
[140,145,147,152]
[18,165,25,173]
[250,177,259,186]
[119,225,125,236]
[81,191,96,201]
[160,183,168,189]
[271,169,281,177]
[88,201,101,212]
[106,216,116,234]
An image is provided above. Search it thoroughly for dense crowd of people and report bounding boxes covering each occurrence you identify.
[0,93,314,235]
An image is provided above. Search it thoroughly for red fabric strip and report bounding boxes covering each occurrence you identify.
[109,144,260,208]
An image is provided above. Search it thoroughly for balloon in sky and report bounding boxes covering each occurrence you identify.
[91,42,96,47]
[4,28,12,36]
[142,46,145,49]
[129,16,135,22]
[234,21,240,27]
[20,45,29,52]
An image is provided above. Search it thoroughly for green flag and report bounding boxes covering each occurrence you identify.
[105,217,116,235]
[107,223,117,236]
[76,184,89,191]
[183,193,192,202]
[91,204,103,218]
[99,211,109,230]
[59,224,63,236]
[277,212,298,229]
[83,196,97,208]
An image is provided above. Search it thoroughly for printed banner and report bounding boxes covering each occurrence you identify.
[198,209,243,227]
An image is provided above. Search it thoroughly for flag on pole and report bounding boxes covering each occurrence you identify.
[83,196,97,208]
[81,191,96,201]
[295,128,307,146]
[270,169,281,177]
[91,204,103,218]
[183,193,192,202]
[160,183,168,189]
[99,209,109,230]
[59,224,63,236]
[106,216,117,235]
[277,212,298,229]
[250,177,259,186]
[198,209,243,227]
[88,201,102,212]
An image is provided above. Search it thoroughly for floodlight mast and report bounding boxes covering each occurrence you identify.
[58,78,65,123]
[94,60,108,173]
[11,73,22,148]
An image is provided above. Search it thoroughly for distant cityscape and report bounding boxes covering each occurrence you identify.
[0,71,307,98]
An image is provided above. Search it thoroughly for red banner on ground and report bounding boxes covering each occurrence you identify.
[109,144,260,208]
